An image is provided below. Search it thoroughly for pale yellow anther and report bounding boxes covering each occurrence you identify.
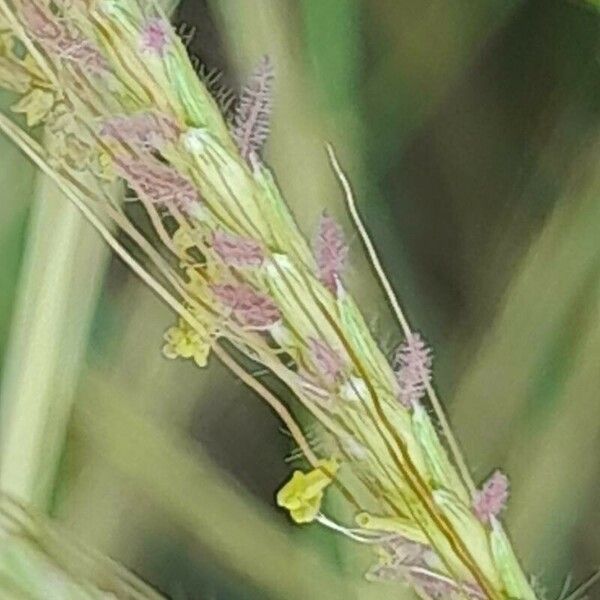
[276,459,338,524]
[162,318,210,367]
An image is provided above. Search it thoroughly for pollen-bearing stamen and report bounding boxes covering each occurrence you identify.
[140,17,170,57]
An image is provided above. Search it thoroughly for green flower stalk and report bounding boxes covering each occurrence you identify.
[0,492,164,598]
[0,1,544,599]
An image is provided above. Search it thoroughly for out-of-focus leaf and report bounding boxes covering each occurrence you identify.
[452,162,600,471]
[0,494,165,599]
[72,378,400,600]
[0,174,109,509]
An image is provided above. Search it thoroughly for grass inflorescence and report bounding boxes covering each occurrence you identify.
[0,1,569,599]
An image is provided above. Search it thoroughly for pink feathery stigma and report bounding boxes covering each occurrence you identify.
[100,112,180,150]
[21,0,107,74]
[212,231,264,267]
[308,338,344,384]
[20,0,61,41]
[313,212,348,294]
[392,332,433,407]
[140,18,170,57]
[212,283,280,330]
[232,55,274,161]
[114,156,199,210]
[473,470,509,524]
[55,37,108,74]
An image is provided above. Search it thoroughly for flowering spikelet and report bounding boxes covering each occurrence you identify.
[473,471,510,524]
[392,332,433,407]
[114,156,199,209]
[140,17,170,57]
[232,55,274,161]
[212,230,264,267]
[313,212,348,294]
[100,112,180,150]
[212,283,280,329]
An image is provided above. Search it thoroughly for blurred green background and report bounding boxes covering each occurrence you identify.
[1,0,600,598]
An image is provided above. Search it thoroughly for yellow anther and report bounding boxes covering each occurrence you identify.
[276,459,338,524]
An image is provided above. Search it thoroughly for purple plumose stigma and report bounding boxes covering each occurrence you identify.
[473,470,509,524]
[100,112,180,150]
[20,0,61,41]
[232,55,274,161]
[212,283,280,330]
[140,18,170,57]
[55,37,108,74]
[114,156,199,210]
[313,212,348,294]
[212,231,264,267]
[21,0,108,74]
[392,332,433,407]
